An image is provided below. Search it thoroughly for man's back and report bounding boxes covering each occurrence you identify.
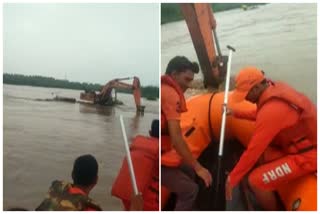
[36,180,102,211]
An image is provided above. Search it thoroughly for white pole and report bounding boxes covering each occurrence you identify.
[218,46,236,156]
[119,115,139,195]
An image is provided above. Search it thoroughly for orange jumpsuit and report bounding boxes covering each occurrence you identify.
[229,83,317,190]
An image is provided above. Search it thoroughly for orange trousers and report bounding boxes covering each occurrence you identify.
[248,148,317,190]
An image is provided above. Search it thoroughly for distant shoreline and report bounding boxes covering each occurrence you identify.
[161,3,267,25]
[3,73,159,100]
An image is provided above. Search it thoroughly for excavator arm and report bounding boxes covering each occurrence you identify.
[180,3,228,89]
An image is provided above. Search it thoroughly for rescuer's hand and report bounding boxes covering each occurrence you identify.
[225,176,233,201]
[194,163,212,188]
[226,107,233,116]
[129,193,143,211]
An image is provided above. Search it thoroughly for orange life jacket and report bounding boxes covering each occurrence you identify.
[161,75,187,152]
[258,81,317,154]
[111,135,159,211]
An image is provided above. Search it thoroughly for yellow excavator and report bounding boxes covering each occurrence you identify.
[161,3,316,211]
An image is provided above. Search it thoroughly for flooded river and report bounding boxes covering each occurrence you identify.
[3,3,317,211]
[3,84,159,210]
[162,3,317,103]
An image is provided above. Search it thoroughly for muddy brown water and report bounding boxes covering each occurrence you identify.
[3,84,159,210]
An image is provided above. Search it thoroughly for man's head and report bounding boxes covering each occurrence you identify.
[234,66,268,103]
[149,119,159,138]
[165,56,199,92]
[72,154,98,189]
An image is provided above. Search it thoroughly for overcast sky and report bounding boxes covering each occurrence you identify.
[4,3,159,86]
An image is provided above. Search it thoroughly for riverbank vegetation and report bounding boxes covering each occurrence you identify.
[161,3,267,24]
[3,73,159,100]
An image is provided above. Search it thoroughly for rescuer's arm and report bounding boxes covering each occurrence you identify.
[228,100,299,187]
[229,108,257,121]
[167,120,212,187]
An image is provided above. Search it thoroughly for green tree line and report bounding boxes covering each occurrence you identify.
[161,3,267,24]
[3,73,159,100]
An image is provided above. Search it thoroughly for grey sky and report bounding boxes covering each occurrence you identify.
[4,3,159,86]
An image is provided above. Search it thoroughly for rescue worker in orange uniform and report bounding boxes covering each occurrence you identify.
[113,120,159,211]
[225,67,317,210]
[161,56,212,210]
